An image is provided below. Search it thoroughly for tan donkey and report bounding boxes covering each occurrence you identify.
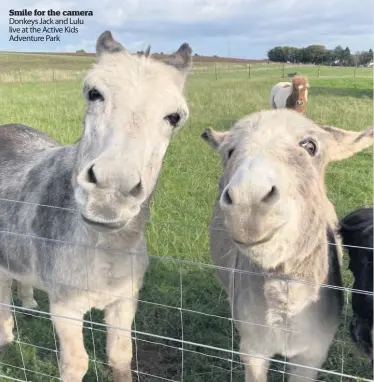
[201,109,373,381]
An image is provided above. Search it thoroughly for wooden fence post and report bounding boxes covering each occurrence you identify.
[317,66,320,77]
[354,65,357,78]
[248,64,251,78]
[282,64,285,78]
[215,64,217,80]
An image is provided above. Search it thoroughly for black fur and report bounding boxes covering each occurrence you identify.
[339,207,373,359]
[327,226,344,313]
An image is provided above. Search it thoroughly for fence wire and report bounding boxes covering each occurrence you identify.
[0,195,372,382]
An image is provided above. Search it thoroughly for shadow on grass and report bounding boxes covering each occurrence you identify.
[0,259,372,381]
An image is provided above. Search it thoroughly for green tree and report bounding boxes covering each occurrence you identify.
[323,49,333,64]
[282,46,291,61]
[332,45,344,64]
[303,45,327,64]
[267,46,285,62]
[281,46,300,62]
[357,50,373,65]
[296,48,306,63]
[343,47,353,66]
[352,51,360,66]
[266,44,371,65]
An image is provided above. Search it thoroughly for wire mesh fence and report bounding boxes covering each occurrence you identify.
[0,50,372,381]
[0,195,372,382]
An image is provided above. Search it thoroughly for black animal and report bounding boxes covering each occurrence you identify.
[339,207,373,359]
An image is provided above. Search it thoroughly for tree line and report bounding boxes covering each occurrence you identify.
[267,45,373,66]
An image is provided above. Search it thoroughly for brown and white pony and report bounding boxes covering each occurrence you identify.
[270,75,309,113]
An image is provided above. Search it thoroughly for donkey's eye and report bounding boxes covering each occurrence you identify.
[227,148,235,159]
[165,113,181,127]
[300,139,317,156]
[88,88,104,102]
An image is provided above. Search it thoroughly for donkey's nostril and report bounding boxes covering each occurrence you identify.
[87,165,97,184]
[261,185,279,204]
[223,188,233,205]
[129,180,143,198]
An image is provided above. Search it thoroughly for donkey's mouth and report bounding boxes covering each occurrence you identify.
[233,237,271,247]
[81,214,125,231]
[232,224,284,248]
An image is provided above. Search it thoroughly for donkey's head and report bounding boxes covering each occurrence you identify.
[202,109,372,269]
[73,31,192,231]
[286,76,309,113]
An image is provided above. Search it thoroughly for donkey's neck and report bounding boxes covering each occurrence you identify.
[276,217,330,281]
[263,226,340,327]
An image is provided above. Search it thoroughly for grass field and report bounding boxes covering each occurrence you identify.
[0,51,371,84]
[0,54,372,381]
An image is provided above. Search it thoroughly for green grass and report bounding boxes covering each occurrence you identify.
[0,53,94,71]
[0,65,372,382]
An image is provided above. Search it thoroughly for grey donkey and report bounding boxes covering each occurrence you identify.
[0,30,192,382]
[201,109,373,381]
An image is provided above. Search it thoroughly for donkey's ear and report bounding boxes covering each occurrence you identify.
[144,45,151,57]
[201,127,229,151]
[320,125,373,162]
[167,43,192,73]
[96,30,125,56]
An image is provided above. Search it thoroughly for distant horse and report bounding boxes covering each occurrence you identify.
[270,75,309,113]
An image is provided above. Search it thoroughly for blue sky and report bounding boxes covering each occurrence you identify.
[1,0,373,59]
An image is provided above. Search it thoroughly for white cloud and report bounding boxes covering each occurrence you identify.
[1,0,372,57]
